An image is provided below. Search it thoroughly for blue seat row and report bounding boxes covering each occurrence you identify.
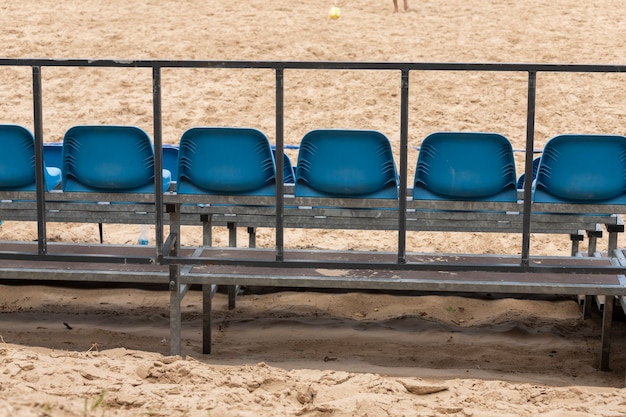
[417,132,626,205]
[6,125,294,195]
[0,124,171,194]
[2,124,626,207]
[172,127,626,206]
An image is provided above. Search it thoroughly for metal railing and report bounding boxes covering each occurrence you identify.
[1,58,626,273]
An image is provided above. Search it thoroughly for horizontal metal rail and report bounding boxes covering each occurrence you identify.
[2,58,626,73]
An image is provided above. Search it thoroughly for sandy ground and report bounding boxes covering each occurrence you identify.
[2,0,626,415]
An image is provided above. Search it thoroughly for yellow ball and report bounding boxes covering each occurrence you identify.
[329,6,341,19]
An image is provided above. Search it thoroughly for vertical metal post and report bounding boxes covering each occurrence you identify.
[608,231,619,256]
[201,215,212,247]
[169,265,182,356]
[520,71,537,266]
[607,223,621,256]
[226,222,238,309]
[397,69,409,263]
[168,206,182,356]
[228,223,237,247]
[587,230,599,256]
[202,283,213,354]
[201,213,213,353]
[600,295,614,371]
[275,67,285,261]
[32,66,47,254]
[569,232,582,257]
[248,227,256,248]
[152,66,164,258]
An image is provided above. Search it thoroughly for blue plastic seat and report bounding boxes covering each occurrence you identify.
[43,142,63,171]
[413,132,517,202]
[62,125,171,193]
[176,127,276,196]
[295,129,398,198]
[272,149,295,184]
[162,144,179,182]
[533,134,626,204]
[516,156,541,190]
[0,124,61,191]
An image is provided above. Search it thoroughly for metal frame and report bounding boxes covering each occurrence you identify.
[1,59,626,371]
[0,58,624,264]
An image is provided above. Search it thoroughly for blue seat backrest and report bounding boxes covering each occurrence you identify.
[177,127,276,196]
[272,149,295,184]
[43,142,63,170]
[413,132,517,202]
[162,144,179,181]
[295,129,398,199]
[533,134,626,204]
[516,156,541,190]
[0,124,61,191]
[62,125,171,193]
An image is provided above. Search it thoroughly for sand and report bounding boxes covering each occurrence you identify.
[1,0,626,415]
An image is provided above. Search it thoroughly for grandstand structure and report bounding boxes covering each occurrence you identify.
[0,59,625,373]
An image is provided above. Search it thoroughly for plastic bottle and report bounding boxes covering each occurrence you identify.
[138,224,149,245]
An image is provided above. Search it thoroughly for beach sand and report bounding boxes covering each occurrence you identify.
[1,0,626,415]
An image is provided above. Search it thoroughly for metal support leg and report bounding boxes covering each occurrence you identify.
[227,286,238,309]
[202,283,217,354]
[606,219,623,256]
[571,231,590,318]
[608,231,619,257]
[168,206,182,356]
[570,231,583,257]
[248,226,256,248]
[578,292,594,319]
[200,214,214,353]
[228,222,237,246]
[586,226,601,256]
[201,214,212,247]
[579,228,600,318]
[600,295,614,371]
[226,222,239,309]
[169,265,182,356]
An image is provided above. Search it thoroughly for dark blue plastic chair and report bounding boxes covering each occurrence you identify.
[162,144,179,182]
[295,129,398,198]
[271,149,295,184]
[176,127,276,196]
[413,132,517,202]
[43,142,63,171]
[0,124,61,191]
[533,134,626,204]
[516,156,541,190]
[62,125,171,193]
